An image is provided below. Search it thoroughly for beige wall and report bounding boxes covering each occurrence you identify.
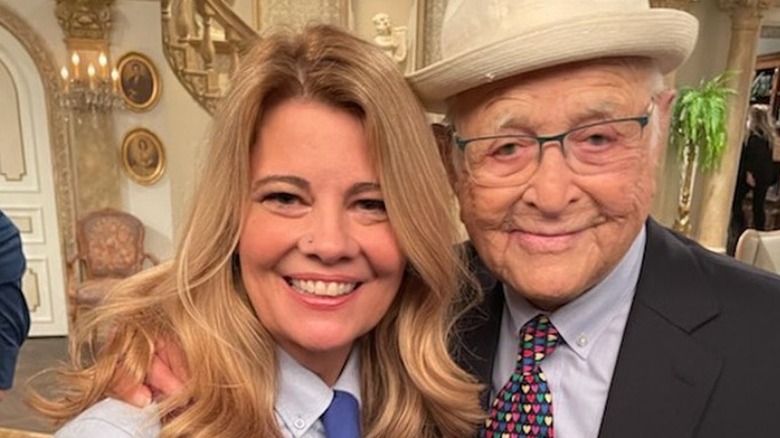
[111,0,211,259]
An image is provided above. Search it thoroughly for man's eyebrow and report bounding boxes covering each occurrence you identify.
[490,101,625,132]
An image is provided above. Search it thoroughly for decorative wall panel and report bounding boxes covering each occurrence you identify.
[0,60,26,182]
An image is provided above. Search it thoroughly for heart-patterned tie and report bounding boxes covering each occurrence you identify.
[480,314,561,438]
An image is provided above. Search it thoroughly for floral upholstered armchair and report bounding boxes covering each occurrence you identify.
[66,208,159,324]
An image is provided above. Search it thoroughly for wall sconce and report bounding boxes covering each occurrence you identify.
[58,50,124,112]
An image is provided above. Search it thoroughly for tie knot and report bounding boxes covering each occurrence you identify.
[518,314,560,373]
[321,390,361,438]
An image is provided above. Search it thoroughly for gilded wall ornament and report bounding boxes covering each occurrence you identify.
[55,0,115,41]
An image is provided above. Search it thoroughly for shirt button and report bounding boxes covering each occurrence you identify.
[577,334,588,347]
[293,418,306,429]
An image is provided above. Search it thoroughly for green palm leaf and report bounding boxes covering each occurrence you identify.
[669,72,736,172]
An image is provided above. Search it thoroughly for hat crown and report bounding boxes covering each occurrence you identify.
[409,0,698,112]
[442,0,652,58]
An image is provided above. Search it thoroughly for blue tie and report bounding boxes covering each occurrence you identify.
[321,390,361,438]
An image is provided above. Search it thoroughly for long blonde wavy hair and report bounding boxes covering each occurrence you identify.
[31,24,483,437]
[746,103,778,145]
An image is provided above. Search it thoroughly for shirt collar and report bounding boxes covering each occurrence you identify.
[503,225,646,359]
[275,347,362,437]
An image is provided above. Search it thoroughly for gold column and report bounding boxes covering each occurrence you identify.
[695,0,772,252]
[649,0,696,225]
[55,0,122,217]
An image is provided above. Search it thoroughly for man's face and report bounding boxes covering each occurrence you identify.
[451,59,674,310]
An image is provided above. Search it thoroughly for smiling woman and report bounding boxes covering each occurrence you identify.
[240,99,406,386]
[29,24,483,438]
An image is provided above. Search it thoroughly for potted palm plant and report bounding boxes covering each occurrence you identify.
[668,72,735,236]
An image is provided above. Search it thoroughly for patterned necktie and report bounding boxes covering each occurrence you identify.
[321,390,361,438]
[480,314,561,438]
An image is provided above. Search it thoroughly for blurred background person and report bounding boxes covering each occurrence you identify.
[729,104,779,254]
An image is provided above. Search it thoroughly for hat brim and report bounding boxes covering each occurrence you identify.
[407,9,698,113]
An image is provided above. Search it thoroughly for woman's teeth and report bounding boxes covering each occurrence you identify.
[289,279,357,297]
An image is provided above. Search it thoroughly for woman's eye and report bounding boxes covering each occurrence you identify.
[262,192,301,206]
[356,199,386,213]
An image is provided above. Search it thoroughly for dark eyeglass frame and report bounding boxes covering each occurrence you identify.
[453,103,654,155]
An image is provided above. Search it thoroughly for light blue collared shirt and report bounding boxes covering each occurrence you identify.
[54,347,362,438]
[492,226,646,438]
[275,347,362,438]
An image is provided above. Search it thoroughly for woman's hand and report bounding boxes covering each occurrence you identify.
[747,171,757,188]
[109,338,188,408]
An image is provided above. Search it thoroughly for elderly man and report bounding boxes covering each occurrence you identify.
[407,0,780,437]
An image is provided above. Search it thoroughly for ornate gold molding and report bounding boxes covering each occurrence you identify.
[718,0,774,30]
[762,25,780,38]
[253,0,351,31]
[0,3,78,259]
[55,0,114,41]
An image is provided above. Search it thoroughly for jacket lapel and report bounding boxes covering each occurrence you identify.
[453,243,505,409]
[598,220,723,438]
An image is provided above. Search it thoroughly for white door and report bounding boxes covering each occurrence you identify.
[0,25,69,336]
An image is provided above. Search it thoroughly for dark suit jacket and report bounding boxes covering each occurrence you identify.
[454,219,780,437]
[0,210,29,389]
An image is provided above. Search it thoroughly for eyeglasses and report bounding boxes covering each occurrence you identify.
[453,103,655,187]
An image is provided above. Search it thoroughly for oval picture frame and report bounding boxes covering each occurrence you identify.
[116,52,161,111]
[120,128,166,186]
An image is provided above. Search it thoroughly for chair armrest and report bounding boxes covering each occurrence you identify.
[65,252,81,269]
[143,252,160,266]
[65,253,84,298]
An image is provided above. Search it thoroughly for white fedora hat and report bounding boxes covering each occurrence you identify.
[407,0,699,112]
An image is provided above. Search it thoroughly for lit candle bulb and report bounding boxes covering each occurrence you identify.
[98,52,108,79]
[87,63,96,90]
[60,66,69,92]
[111,68,119,92]
[70,52,80,79]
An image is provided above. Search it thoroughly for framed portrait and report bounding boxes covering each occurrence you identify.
[120,128,166,186]
[117,52,161,111]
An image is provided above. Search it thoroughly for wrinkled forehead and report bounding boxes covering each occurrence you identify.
[449,57,658,130]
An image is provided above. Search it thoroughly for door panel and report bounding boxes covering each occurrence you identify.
[0,25,68,336]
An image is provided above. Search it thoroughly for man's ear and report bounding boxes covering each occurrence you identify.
[656,88,677,128]
[649,88,677,163]
[432,123,458,187]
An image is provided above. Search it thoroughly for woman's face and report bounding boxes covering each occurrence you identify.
[238,98,405,384]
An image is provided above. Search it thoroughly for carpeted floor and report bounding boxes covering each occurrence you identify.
[0,427,50,438]
[0,337,68,436]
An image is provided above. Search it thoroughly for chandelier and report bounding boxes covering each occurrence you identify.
[58,51,125,112]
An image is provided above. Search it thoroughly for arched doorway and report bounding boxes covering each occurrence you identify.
[0,4,77,336]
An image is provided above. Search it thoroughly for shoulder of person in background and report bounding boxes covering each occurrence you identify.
[772,137,780,162]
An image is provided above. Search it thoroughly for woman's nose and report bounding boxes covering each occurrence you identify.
[297,209,359,264]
